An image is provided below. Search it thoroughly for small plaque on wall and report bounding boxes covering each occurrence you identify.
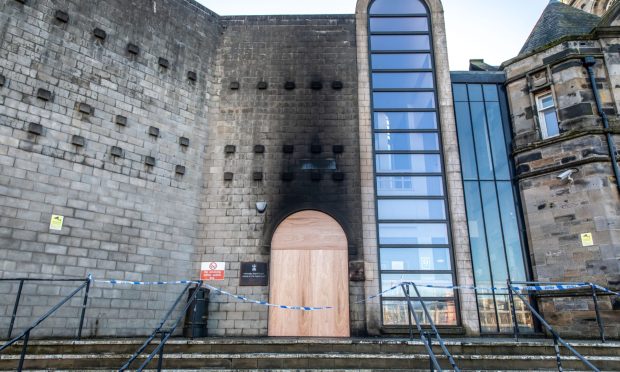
[240,262,268,286]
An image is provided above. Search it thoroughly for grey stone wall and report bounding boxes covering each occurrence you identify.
[0,0,221,337]
[504,39,620,338]
[198,15,363,336]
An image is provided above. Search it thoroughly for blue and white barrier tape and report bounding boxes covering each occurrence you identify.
[95,279,199,286]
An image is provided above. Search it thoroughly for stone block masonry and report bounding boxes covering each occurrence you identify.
[0,0,221,337]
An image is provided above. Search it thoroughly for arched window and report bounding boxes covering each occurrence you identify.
[368,0,459,327]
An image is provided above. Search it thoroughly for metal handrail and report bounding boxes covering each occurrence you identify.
[119,281,203,372]
[400,282,460,372]
[507,283,601,372]
[0,276,92,371]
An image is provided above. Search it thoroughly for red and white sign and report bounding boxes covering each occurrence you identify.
[200,262,225,280]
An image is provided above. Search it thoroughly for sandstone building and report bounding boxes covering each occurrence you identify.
[0,0,618,341]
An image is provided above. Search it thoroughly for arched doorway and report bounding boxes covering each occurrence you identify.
[268,210,350,337]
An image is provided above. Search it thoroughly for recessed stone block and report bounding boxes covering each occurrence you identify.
[175,165,186,175]
[187,71,197,81]
[148,126,159,137]
[254,145,265,154]
[127,43,140,55]
[282,145,294,154]
[332,172,345,181]
[71,135,85,147]
[110,146,123,157]
[0,75,5,87]
[28,123,43,135]
[55,10,69,23]
[311,81,323,90]
[349,261,365,281]
[257,81,268,90]
[310,144,322,154]
[158,57,169,69]
[37,88,52,101]
[93,28,107,40]
[224,172,234,181]
[333,145,344,154]
[284,81,295,90]
[225,145,236,154]
[145,156,156,166]
[179,137,190,147]
[15,0,26,4]
[78,102,92,115]
[253,172,263,181]
[281,172,294,182]
[332,81,344,90]
[115,115,127,126]
[230,81,240,90]
[310,171,322,181]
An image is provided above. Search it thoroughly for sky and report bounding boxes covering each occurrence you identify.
[196,0,549,70]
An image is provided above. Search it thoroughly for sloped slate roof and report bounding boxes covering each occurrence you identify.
[519,1,601,55]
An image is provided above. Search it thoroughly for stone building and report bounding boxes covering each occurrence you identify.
[0,0,618,341]
[562,0,617,15]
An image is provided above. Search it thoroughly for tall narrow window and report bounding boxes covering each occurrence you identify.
[369,0,458,327]
[536,92,560,139]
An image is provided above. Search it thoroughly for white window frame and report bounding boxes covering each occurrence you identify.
[536,92,560,139]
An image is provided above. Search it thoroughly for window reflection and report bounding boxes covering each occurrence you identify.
[372,72,434,89]
[378,223,448,245]
[370,17,428,32]
[375,154,441,173]
[376,176,444,196]
[378,199,446,220]
[371,54,432,70]
[382,274,454,297]
[383,300,457,326]
[373,92,435,109]
[380,248,451,271]
[374,112,437,130]
[369,0,427,15]
[370,35,430,51]
[374,133,439,151]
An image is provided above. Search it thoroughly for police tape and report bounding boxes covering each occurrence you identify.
[93,279,618,311]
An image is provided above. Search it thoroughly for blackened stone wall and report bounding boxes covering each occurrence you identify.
[198,15,364,336]
[0,0,221,337]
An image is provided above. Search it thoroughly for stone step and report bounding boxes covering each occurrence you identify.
[1,338,619,370]
[1,352,619,370]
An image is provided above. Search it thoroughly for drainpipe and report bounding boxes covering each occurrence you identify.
[583,56,620,192]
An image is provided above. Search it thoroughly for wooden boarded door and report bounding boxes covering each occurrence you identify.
[268,210,350,337]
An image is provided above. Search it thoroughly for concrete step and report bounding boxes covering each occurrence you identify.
[0,338,619,370]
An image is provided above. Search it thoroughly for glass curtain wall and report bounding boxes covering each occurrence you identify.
[452,82,534,333]
[369,0,458,327]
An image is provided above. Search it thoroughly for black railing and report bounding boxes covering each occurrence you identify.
[119,280,203,372]
[400,282,460,372]
[507,281,602,372]
[0,276,91,371]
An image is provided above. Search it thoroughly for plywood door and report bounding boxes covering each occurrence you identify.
[268,210,350,337]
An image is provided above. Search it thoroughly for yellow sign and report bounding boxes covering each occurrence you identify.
[581,233,594,247]
[50,215,64,231]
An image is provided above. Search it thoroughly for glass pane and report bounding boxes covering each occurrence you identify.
[375,154,441,173]
[373,92,435,109]
[452,84,468,102]
[372,72,434,89]
[483,84,499,102]
[543,109,559,137]
[376,176,444,196]
[480,181,509,287]
[380,248,451,271]
[477,295,499,333]
[378,223,449,245]
[463,181,492,287]
[374,112,437,130]
[369,0,427,15]
[539,94,554,109]
[467,84,483,101]
[454,102,478,180]
[378,199,446,220]
[370,35,430,51]
[299,159,336,170]
[369,17,428,32]
[496,182,527,282]
[371,53,431,70]
[375,133,439,151]
[382,274,454,297]
[486,102,510,180]
[471,102,494,180]
[382,300,458,326]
